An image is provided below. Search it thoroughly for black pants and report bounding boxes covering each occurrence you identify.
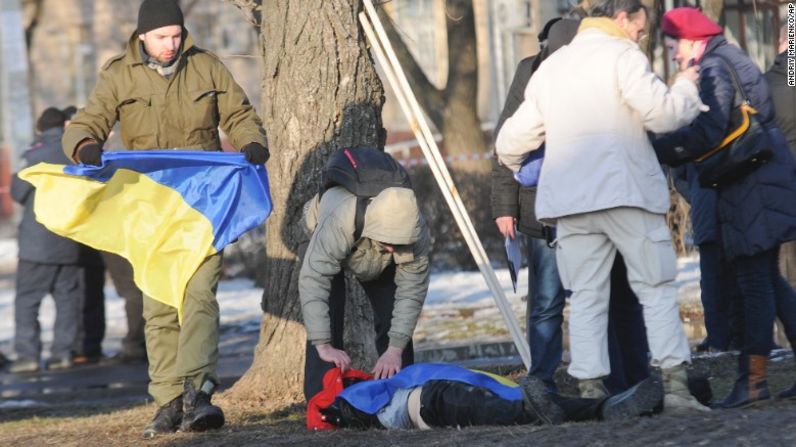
[303,265,415,401]
[605,254,650,393]
[102,252,146,357]
[418,380,603,427]
[15,261,83,360]
[80,262,106,357]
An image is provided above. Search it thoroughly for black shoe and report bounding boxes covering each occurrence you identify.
[102,351,147,366]
[142,396,183,439]
[778,382,796,400]
[320,400,382,429]
[694,338,711,353]
[600,376,664,421]
[519,375,565,425]
[180,379,225,432]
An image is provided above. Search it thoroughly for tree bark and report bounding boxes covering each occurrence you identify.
[227,0,384,403]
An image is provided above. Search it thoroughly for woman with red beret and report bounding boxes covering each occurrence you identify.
[654,7,796,408]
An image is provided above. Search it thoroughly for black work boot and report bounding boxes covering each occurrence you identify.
[142,396,183,439]
[519,375,565,425]
[599,376,664,421]
[180,378,225,432]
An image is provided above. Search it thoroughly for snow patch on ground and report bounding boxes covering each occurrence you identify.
[0,238,705,357]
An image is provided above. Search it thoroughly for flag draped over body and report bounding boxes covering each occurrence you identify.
[19,150,272,316]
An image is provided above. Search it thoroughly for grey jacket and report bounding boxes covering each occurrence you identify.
[12,128,85,264]
[299,186,431,350]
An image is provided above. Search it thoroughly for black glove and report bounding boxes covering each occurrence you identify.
[242,142,270,164]
[77,143,103,166]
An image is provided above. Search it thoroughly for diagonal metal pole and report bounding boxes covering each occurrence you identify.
[359,1,531,370]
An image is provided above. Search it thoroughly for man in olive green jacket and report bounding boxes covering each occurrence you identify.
[62,0,269,439]
[300,186,431,401]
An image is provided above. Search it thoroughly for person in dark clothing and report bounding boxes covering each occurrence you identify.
[9,107,85,373]
[491,17,649,397]
[56,105,110,366]
[655,7,796,407]
[671,164,742,353]
[317,364,663,430]
[764,24,796,400]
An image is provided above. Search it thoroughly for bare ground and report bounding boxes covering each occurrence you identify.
[1,353,795,447]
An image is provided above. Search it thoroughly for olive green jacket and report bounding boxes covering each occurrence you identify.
[63,30,266,158]
[299,187,431,350]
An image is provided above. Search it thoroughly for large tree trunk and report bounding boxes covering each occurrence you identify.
[227,0,384,403]
[379,0,487,165]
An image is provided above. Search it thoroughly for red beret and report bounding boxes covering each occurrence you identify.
[662,7,723,40]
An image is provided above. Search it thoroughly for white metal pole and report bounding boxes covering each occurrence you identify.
[360,2,531,369]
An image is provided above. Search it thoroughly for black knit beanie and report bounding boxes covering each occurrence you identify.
[137,0,184,35]
[36,107,66,132]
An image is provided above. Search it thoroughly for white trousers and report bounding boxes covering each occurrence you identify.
[555,207,691,379]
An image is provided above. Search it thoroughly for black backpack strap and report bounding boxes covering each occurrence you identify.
[708,52,749,105]
[354,196,369,241]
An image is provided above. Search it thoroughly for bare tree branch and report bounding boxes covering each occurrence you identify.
[22,0,43,54]
[223,0,263,28]
[375,5,445,130]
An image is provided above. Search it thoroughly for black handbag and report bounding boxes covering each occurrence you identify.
[694,54,773,188]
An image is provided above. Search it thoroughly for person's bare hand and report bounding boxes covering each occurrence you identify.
[316,344,351,372]
[495,216,516,240]
[372,346,403,379]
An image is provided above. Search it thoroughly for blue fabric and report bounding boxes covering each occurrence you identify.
[338,363,522,415]
[526,236,564,391]
[63,150,272,251]
[514,147,545,187]
[654,37,796,261]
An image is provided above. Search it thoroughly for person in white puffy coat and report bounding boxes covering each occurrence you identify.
[496,0,708,413]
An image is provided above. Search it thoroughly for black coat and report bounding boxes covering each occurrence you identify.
[11,128,85,264]
[491,55,544,238]
[655,37,796,261]
[672,163,718,246]
[490,18,580,239]
[765,51,796,158]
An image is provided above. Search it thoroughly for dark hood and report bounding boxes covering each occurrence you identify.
[547,18,580,55]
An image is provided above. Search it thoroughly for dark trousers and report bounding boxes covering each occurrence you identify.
[80,263,106,357]
[526,237,565,391]
[604,254,650,394]
[303,265,415,401]
[102,252,146,357]
[418,380,603,427]
[14,261,83,360]
[699,242,744,350]
[733,247,796,356]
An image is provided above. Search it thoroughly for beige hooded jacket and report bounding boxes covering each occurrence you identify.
[299,186,430,350]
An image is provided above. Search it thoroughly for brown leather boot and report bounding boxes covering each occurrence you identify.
[715,354,771,408]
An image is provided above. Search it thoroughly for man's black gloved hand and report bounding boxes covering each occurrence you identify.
[242,142,270,164]
[78,143,103,166]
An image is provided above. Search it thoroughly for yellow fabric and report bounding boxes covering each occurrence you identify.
[578,17,631,40]
[468,368,520,388]
[19,163,216,317]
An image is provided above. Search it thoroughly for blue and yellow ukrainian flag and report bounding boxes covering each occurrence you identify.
[19,150,271,315]
[338,363,522,414]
